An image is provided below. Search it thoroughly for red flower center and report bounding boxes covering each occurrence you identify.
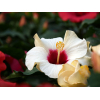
[47,49,68,64]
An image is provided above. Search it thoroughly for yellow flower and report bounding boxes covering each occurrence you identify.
[57,60,90,87]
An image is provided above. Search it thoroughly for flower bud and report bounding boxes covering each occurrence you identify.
[33,12,38,20]
[6,36,12,44]
[19,16,26,27]
[43,21,48,30]
[0,13,5,23]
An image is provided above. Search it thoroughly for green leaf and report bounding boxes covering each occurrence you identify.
[83,26,95,38]
[5,71,24,79]
[88,69,100,87]
[86,37,100,46]
[23,66,39,75]
[25,72,50,87]
[0,39,3,45]
[37,18,47,34]
[95,28,100,37]
[80,15,100,29]
[40,30,65,39]
[0,46,25,60]
[0,30,26,40]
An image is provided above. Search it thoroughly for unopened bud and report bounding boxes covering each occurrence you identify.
[43,21,48,29]
[0,13,5,23]
[33,12,38,20]
[19,16,26,27]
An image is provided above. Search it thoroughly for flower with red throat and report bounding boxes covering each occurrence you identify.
[58,12,98,23]
[25,30,87,78]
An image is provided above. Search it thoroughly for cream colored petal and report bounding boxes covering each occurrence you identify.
[34,34,46,49]
[58,70,74,87]
[39,61,62,78]
[25,47,47,70]
[86,41,92,57]
[36,63,42,72]
[58,63,75,76]
[67,72,87,85]
[71,60,80,72]
[63,30,87,59]
[68,83,87,87]
[68,65,90,85]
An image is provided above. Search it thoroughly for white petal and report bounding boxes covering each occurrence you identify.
[41,37,63,52]
[25,47,47,70]
[63,30,87,59]
[76,56,92,66]
[39,61,62,78]
[76,41,92,66]
[34,34,63,52]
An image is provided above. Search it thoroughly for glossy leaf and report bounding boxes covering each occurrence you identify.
[23,66,39,75]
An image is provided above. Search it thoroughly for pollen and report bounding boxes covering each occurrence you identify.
[56,41,64,64]
[79,65,90,77]
[56,41,64,51]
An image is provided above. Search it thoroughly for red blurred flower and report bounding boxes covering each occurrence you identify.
[93,33,97,38]
[0,78,31,87]
[43,21,48,29]
[0,52,30,87]
[16,83,31,87]
[37,82,55,87]
[33,12,39,20]
[0,78,16,87]
[0,51,16,87]
[0,51,6,72]
[0,13,5,23]
[5,54,24,72]
[58,12,98,23]
[19,16,26,27]
[6,36,12,44]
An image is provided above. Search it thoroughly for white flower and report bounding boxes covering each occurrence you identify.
[25,30,87,78]
[76,41,92,66]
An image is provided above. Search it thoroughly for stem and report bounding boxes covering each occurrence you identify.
[57,49,60,64]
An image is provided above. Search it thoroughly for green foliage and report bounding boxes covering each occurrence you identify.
[23,66,39,75]
[0,46,25,60]
[88,69,100,87]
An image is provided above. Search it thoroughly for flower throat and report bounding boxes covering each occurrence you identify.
[47,41,68,64]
